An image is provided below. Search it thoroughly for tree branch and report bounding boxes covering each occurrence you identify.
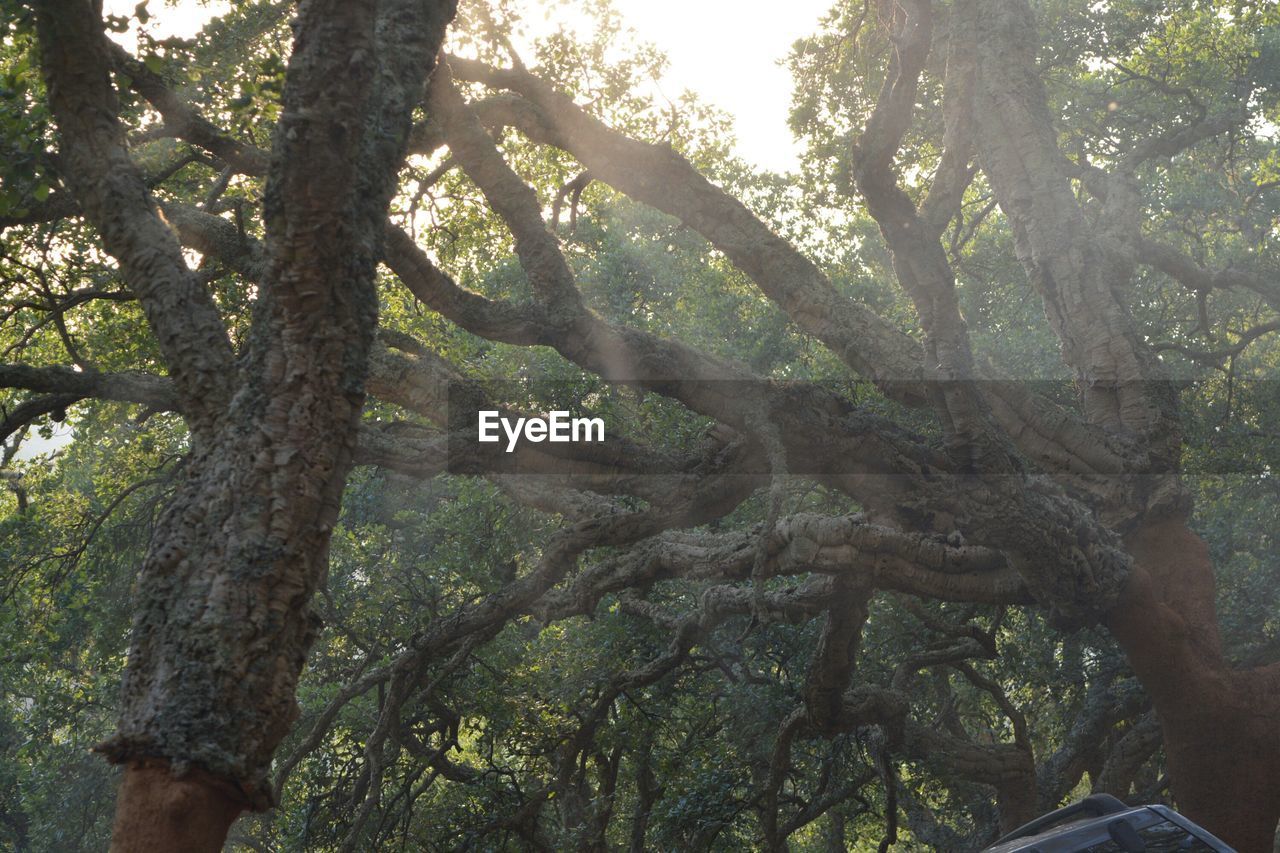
[33,0,236,436]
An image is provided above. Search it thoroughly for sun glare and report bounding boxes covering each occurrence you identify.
[104,0,834,172]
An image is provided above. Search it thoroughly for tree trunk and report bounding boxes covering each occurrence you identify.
[951,2,1280,843]
[1110,517,1280,851]
[30,0,459,847]
[109,762,246,853]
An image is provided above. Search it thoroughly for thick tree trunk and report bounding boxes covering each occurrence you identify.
[109,762,245,853]
[32,0,459,848]
[951,2,1280,843]
[1110,518,1280,851]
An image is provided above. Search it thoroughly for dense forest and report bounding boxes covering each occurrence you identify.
[2,0,1280,849]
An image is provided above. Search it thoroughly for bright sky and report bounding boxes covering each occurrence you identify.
[575,0,834,170]
[104,0,834,171]
[18,1,830,462]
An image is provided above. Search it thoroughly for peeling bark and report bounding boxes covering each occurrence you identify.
[108,763,244,853]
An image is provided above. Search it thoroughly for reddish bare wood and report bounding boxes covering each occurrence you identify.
[1110,518,1280,851]
[109,762,245,853]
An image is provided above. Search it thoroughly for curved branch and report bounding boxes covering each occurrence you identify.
[445,55,928,403]
[33,0,236,435]
[1134,235,1280,313]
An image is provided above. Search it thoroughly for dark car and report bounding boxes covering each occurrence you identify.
[981,794,1236,852]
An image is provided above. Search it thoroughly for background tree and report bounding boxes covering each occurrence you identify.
[2,0,1279,851]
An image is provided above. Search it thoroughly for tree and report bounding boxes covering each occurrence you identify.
[1,0,1278,850]
[5,0,459,849]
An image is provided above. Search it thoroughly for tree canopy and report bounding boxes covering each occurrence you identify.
[2,0,1280,850]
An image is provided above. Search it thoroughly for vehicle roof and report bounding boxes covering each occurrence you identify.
[983,804,1165,853]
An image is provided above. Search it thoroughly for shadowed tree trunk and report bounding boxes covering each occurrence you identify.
[955,0,1280,843]
[7,0,1279,848]
[1112,518,1280,851]
[31,0,458,848]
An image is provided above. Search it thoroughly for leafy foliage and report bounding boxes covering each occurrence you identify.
[2,0,1279,850]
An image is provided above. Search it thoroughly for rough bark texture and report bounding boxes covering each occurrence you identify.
[32,0,236,436]
[32,0,458,846]
[959,0,1177,443]
[10,0,1279,847]
[951,1,1280,844]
